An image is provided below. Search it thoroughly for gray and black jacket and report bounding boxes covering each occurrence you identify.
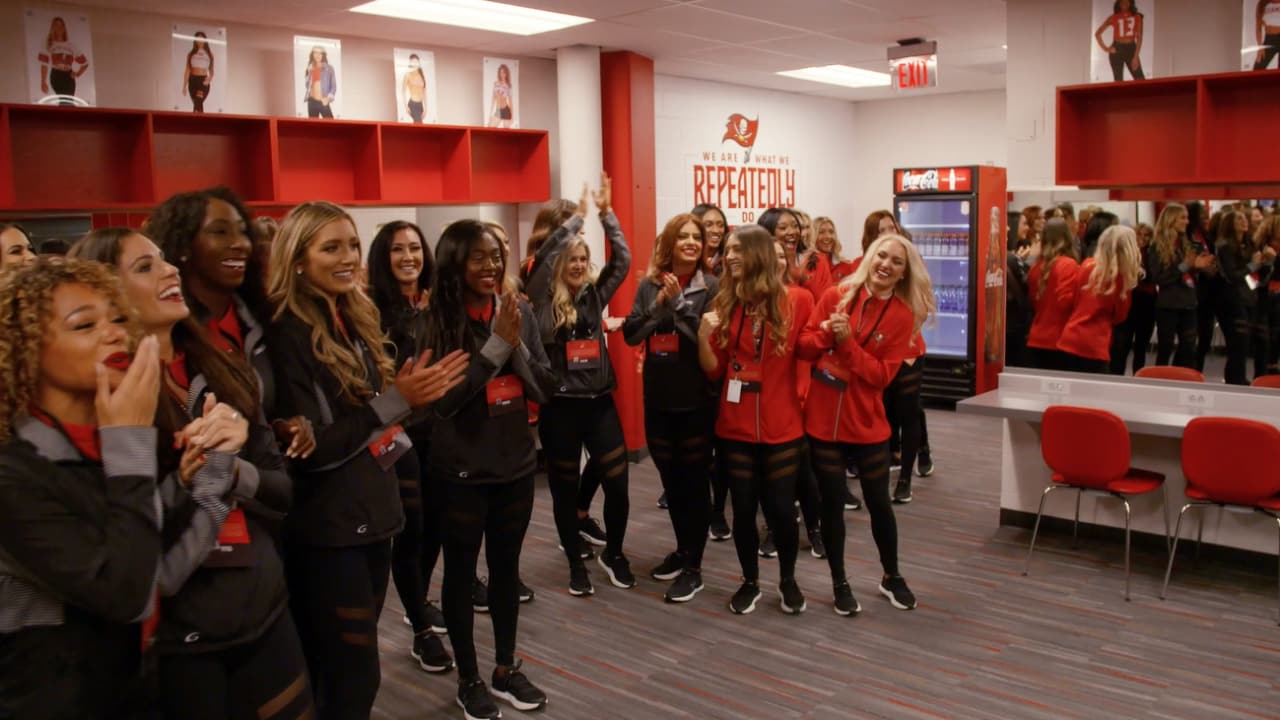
[623,269,718,413]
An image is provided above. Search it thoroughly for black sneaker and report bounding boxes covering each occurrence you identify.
[473,577,489,614]
[844,488,863,511]
[425,600,447,635]
[917,449,935,477]
[758,529,777,558]
[664,569,704,603]
[557,542,595,561]
[779,577,806,615]
[491,660,547,712]
[729,579,762,615]
[457,678,501,720]
[890,453,902,472]
[878,575,917,610]
[656,492,668,509]
[892,478,913,504]
[518,579,535,604]
[569,565,594,597]
[807,528,827,559]
[833,580,861,616]
[598,551,637,589]
[411,631,455,673]
[708,512,732,541]
[578,516,607,547]
[650,551,684,581]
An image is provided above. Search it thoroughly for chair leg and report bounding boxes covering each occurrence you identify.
[1122,498,1132,601]
[1195,510,1205,565]
[1274,515,1279,627]
[1024,485,1060,576]
[1160,484,1172,555]
[1073,490,1082,549]
[1161,504,1195,600]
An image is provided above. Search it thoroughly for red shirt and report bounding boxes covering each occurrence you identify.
[832,258,858,283]
[800,252,835,303]
[1057,259,1132,362]
[30,407,101,461]
[711,285,813,444]
[206,305,244,354]
[1027,256,1081,350]
[1108,11,1141,43]
[798,285,914,444]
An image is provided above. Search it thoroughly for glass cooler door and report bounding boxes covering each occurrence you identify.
[896,197,972,359]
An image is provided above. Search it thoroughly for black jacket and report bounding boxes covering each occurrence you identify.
[0,423,161,719]
[427,297,556,485]
[527,212,631,399]
[1148,237,1201,310]
[1006,255,1033,344]
[623,269,718,412]
[267,304,411,547]
[1215,239,1273,310]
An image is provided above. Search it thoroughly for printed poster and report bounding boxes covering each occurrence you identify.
[171,24,226,113]
[1091,0,1155,83]
[24,8,96,106]
[295,36,341,119]
[483,57,519,128]
[394,48,438,124]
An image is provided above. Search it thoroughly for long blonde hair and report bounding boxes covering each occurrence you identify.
[813,216,843,260]
[1034,218,1077,302]
[839,234,935,335]
[267,201,394,404]
[711,224,790,354]
[1153,203,1191,266]
[550,236,598,332]
[1086,225,1141,298]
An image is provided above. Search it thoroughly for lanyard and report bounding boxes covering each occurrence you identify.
[853,289,892,348]
[730,304,765,372]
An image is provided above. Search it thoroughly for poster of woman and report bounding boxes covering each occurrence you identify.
[483,57,519,129]
[1090,0,1155,83]
[393,48,438,124]
[171,24,226,113]
[24,8,96,106]
[294,36,341,119]
[1244,0,1280,70]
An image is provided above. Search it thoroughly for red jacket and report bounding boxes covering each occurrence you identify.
[1057,259,1132,362]
[832,257,859,283]
[1027,256,1080,350]
[797,285,914,445]
[710,285,813,444]
[799,252,835,302]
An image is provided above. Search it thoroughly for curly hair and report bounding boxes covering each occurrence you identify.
[0,257,137,442]
[710,224,789,355]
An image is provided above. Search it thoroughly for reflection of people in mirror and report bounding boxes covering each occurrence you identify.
[38,17,89,105]
[403,54,427,123]
[1254,0,1280,70]
[1094,0,1145,81]
[182,32,214,113]
[303,46,336,118]
[489,63,513,128]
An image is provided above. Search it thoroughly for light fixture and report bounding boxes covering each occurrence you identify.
[350,0,592,36]
[776,64,891,89]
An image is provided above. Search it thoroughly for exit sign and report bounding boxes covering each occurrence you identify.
[888,41,938,91]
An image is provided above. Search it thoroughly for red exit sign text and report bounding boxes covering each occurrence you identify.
[892,54,938,91]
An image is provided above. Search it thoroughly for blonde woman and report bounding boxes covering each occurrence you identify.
[265,201,467,718]
[1148,203,1213,367]
[526,174,634,597]
[1058,226,1143,374]
[1110,223,1159,374]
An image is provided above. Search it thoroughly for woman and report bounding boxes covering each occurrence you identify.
[489,63,514,128]
[266,202,465,720]
[1026,218,1081,370]
[422,219,556,720]
[527,176,634,597]
[1149,203,1212,368]
[1058,226,1142,374]
[624,213,718,603]
[814,216,857,283]
[403,54,427,123]
[694,203,728,277]
[1080,210,1117,260]
[182,31,215,113]
[0,258,162,717]
[70,228,312,720]
[1190,202,1224,373]
[1110,223,1158,375]
[798,233,932,614]
[1258,216,1280,374]
[697,224,814,615]
[691,203,730,537]
[38,16,89,104]
[302,46,336,119]
[1216,209,1277,384]
[0,223,37,268]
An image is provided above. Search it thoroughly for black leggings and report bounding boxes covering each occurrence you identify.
[1110,291,1156,375]
[407,99,424,123]
[391,447,442,634]
[188,74,208,112]
[1195,292,1234,374]
[721,437,804,582]
[577,455,601,515]
[538,396,630,564]
[1255,33,1280,70]
[1109,42,1145,81]
[440,475,534,681]
[1222,301,1251,385]
[1062,352,1109,374]
[1155,307,1197,367]
[885,360,926,483]
[809,438,899,582]
[158,612,314,720]
[306,99,334,118]
[49,68,75,103]
[646,404,714,569]
[287,541,392,720]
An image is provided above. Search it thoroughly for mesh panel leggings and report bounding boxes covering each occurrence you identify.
[809,437,899,582]
[721,437,804,582]
[885,359,926,482]
[1156,307,1197,367]
[390,447,442,634]
[646,405,714,569]
[538,396,630,565]
[440,474,534,681]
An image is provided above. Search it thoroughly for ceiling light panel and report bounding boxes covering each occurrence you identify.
[350,0,593,36]
[776,64,891,88]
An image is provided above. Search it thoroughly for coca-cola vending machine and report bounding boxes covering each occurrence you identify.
[893,165,1006,402]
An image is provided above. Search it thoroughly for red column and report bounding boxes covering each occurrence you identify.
[600,51,655,454]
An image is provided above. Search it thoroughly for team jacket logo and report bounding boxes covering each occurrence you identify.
[722,114,760,161]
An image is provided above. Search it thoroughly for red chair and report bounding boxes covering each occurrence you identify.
[1026,406,1169,600]
[1135,366,1206,382]
[1252,374,1280,389]
[1161,417,1280,624]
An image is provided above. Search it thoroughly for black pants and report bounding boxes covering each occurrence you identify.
[576,455,601,514]
[1255,33,1280,70]
[287,542,392,720]
[390,447,442,633]
[721,437,803,582]
[188,75,208,113]
[1220,301,1251,385]
[884,359,926,483]
[646,404,714,569]
[1195,288,1232,372]
[440,474,533,681]
[538,395,630,566]
[1062,352,1109,374]
[407,99,424,123]
[1027,346,1073,371]
[809,437,898,583]
[1110,290,1156,375]
[158,612,313,720]
[49,68,76,104]
[1109,42,1145,81]
[306,99,334,118]
[1155,307,1197,368]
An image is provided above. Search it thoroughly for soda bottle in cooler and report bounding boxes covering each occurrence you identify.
[983,206,1006,364]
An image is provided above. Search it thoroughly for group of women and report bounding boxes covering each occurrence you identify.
[0,183,936,720]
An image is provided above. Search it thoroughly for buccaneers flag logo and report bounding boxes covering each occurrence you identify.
[722,113,759,161]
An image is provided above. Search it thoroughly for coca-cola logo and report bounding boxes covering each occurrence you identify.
[900,169,939,192]
[985,268,1005,288]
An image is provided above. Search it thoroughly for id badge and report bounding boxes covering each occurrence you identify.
[1182,271,1196,289]
[204,507,254,568]
[727,378,743,404]
[736,364,762,393]
[486,375,526,417]
[1246,272,1260,291]
[813,354,850,391]
[368,424,410,471]
[565,339,601,370]
[648,333,679,360]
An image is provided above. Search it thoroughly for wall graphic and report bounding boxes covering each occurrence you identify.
[484,57,519,128]
[24,8,96,106]
[1244,0,1280,70]
[172,24,226,113]
[1090,0,1154,83]
[687,112,799,225]
[295,36,341,118]
[394,48,437,124]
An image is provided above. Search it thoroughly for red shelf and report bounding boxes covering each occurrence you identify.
[1199,72,1280,182]
[276,119,381,204]
[152,112,274,203]
[7,105,153,208]
[470,129,550,203]
[380,125,471,204]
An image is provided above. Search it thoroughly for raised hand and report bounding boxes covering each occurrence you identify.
[394,348,471,408]
[698,310,721,341]
[657,273,681,304]
[493,293,522,346]
[96,335,161,428]
[176,393,249,454]
[594,172,612,213]
[576,183,590,218]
